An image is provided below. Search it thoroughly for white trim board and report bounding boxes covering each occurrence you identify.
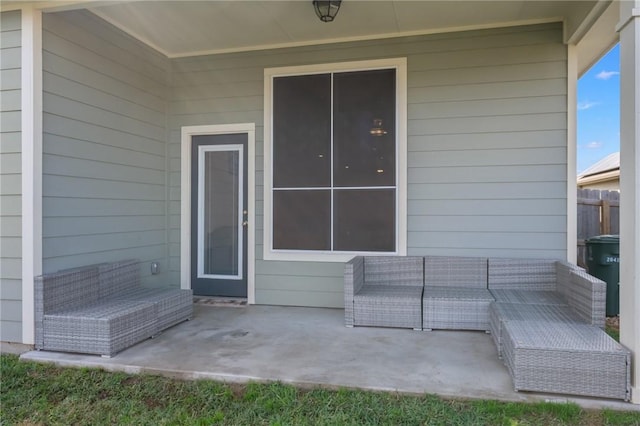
[263,58,408,263]
[181,123,256,304]
[566,44,578,264]
[21,6,43,346]
[1,1,116,13]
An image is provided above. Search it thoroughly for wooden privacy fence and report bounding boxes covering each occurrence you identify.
[577,189,619,268]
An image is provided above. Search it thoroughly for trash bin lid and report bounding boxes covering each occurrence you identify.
[586,235,620,243]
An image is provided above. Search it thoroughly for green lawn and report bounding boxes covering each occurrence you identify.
[606,325,620,342]
[1,355,639,425]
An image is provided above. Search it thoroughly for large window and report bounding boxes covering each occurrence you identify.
[264,59,407,261]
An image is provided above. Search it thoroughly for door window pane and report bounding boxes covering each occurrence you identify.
[273,74,331,188]
[273,190,331,250]
[334,189,395,252]
[203,150,240,276]
[333,69,396,187]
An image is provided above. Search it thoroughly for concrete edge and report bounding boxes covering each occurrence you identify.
[18,350,640,412]
[1,342,34,355]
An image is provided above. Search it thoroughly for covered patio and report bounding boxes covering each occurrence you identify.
[20,304,638,411]
[1,0,639,406]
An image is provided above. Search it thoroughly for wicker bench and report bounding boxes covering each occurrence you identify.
[35,260,193,357]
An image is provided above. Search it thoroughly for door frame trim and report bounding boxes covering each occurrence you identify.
[181,123,256,303]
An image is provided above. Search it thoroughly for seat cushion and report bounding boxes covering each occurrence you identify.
[107,287,193,332]
[423,287,494,331]
[490,289,567,306]
[43,299,156,356]
[355,285,423,302]
[423,286,493,301]
[489,302,582,356]
[353,285,423,329]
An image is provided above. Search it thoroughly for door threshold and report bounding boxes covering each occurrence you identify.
[193,296,248,307]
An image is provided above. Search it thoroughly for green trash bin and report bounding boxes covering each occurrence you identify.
[585,235,620,317]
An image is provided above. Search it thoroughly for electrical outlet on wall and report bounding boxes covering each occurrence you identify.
[151,262,160,275]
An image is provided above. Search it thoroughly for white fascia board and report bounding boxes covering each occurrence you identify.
[577,170,620,186]
[565,0,613,45]
[1,1,120,13]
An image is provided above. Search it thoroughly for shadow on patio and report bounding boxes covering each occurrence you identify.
[21,304,638,411]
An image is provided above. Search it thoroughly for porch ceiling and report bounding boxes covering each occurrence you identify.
[83,0,609,58]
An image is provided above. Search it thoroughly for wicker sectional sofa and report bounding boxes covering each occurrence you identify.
[35,259,193,357]
[344,255,631,401]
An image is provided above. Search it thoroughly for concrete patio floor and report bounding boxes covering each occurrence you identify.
[21,304,639,411]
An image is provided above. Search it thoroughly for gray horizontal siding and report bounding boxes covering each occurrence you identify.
[408,215,567,233]
[407,25,567,260]
[0,300,21,342]
[0,89,20,111]
[169,22,568,307]
[408,199,566,216]
[42,10,171,287]
[409,96,567,120]
[409,164,567,183]
[409,181,566,200]
[255,289,342,308]
[43,51,166,113]
[0,10,22,342]
[43,216,166,237]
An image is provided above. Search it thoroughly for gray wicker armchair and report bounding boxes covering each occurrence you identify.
[345,256,423,330]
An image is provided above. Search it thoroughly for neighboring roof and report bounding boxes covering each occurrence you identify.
[578,152,620,179]
[577,152,620,187]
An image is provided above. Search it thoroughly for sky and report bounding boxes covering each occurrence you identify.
[576,44,620,174]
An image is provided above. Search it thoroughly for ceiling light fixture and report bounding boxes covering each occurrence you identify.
[313,0,342,23]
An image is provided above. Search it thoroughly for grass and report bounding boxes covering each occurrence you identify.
[1,355,639,425]
[606,325,620,342]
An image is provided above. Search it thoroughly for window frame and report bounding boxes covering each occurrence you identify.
[263,58,407,262]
